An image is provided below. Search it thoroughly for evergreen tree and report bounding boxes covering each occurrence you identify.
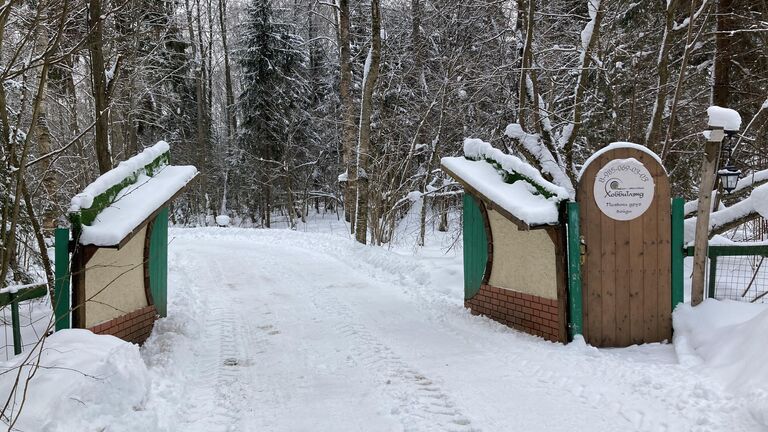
[237,0,309,226]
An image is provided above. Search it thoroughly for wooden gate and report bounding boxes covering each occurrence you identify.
[577,146,671,347]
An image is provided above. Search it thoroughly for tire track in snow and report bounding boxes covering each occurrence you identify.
[175,260,264,432]
[310,283,478,432]
[290,235,751,432]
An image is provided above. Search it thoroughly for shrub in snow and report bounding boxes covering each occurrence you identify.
[0,330,150,431]
[216,215,231,227]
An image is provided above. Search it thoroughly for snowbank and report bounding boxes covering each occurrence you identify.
[0,329,151,431]
[674,300,768,394]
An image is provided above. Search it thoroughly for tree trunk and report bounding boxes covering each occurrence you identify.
[34,39,56,231]
[337,0,357,229]
[713,0,734,107]
[219,0,236,214]
[354,0,381,244]
[88,0,113,174]
[644,0,678,151]
[185,0,208,219]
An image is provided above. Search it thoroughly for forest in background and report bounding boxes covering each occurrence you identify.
[1,0,767,285]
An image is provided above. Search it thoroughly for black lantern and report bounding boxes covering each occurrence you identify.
[718,166,741,193]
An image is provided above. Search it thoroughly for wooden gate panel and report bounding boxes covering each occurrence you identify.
[657,170,673,339]
[600,195,617,346]
[581,153,602,344]
[642,168,660,343]
[614,181,631,347]
[578,147,671,347]
[629,213,644,345]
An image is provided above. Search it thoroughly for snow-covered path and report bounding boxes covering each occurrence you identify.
[139,228,765,431]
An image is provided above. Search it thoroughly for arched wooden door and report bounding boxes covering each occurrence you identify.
[577,146,671,347]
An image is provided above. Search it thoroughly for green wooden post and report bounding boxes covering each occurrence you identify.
[708,255,718,299]
[462,194,488,300]
[54,227,71,331]
[671,198,685,309]
[566,202,583,339]
[10,291,21,355]
[149,207,169,317]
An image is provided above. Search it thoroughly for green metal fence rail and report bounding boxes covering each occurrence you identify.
[0,283,48,355]
[684,244,768,301]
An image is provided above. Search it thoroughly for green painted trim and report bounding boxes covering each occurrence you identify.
[463,194,488,300]
[683,242,768,301]
[0,284,47,356]
[708,255,718,299]
[671,198,685,309]
[0,284,47,307]
[69,151,171,230]
[149,207,169,317]
[10,293,21,355]
[685,245,768,257]
[566,202,583,339]
[54,228,71,331]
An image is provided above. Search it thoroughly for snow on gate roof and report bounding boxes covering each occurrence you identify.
[441,139,569,229]
[69,141,198,247]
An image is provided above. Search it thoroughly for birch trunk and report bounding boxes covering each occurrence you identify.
[354,0,381,244]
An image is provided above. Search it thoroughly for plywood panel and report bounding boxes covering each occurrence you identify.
[488,210,558,300]
[84,226,150,328]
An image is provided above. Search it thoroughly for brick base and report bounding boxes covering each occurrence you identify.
[89,305,157,344]
[466,284,565,343]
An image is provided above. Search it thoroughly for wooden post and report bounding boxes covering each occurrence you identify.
[690,136,722,306]
[54,227,71,331]
[10,292,21,355]
[567,202,583,339]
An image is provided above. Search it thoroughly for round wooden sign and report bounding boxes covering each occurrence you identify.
[593,158,655,221]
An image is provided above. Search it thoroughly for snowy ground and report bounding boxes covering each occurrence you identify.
[137,224,763,431]
[2,213,768,431]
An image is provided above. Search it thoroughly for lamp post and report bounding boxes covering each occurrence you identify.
[691,108,741,306]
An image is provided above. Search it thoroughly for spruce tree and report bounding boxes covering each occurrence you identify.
[237,0,309,226]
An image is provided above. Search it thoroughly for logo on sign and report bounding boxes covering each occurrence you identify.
[594,158,655,221]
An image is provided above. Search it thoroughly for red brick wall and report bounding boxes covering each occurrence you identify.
[88,305,157,344]
[466,284,566,343]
